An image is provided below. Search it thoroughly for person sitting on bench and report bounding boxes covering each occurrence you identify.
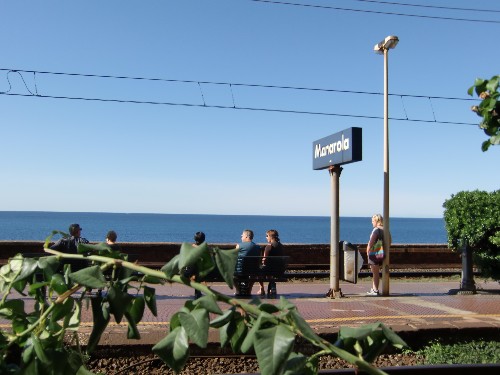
[257,229,284,296]
[234,229,261,295]
[50,223,90,271]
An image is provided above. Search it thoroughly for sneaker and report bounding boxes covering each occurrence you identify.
[366,288,379,296]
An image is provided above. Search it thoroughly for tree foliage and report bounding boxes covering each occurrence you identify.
[443,190,500,280]
[468,75,500,151]
[0,233,407,374]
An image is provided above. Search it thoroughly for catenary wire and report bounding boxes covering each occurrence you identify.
[348,0,500,13]
[0,68,476,102]
[245,0,500,24]
[0,91,477,126]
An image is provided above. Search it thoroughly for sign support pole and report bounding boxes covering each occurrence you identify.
[326,165,343,298]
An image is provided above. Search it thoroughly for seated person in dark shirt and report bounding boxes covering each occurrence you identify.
[50,223,90,271]
[182,231,206,299]
[234,229,261,295]
[258,229,284,296]
[50,223,89,253]
[105,230,121,251]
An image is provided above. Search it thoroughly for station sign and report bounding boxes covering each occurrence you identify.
[312,127,362,170]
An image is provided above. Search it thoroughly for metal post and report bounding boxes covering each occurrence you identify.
[326,165,343,298]
[381,48,391,296]
[459,241,476,294]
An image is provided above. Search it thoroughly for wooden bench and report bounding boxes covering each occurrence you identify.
[233,256,289,297]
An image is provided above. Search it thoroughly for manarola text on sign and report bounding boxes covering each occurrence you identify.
[314,134,350,159]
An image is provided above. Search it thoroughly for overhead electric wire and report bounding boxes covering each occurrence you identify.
[0,67,478,126]
[0,91,477,127]
[349,0,500,13]
[245,0,500,24]
[0,68,475,102]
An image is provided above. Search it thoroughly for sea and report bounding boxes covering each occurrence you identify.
[0,211,447,244]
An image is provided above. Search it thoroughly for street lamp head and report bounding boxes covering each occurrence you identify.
[373,35,399,54]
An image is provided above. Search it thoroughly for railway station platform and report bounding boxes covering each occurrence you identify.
[71,278,500,347]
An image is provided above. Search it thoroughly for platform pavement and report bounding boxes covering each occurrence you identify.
[60,278,500,347]
[2,279,499,346]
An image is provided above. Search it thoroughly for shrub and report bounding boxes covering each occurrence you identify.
[443,190,500,281]
[417,339,500,365]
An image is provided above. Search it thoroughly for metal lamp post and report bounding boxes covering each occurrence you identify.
[373,35,399,296]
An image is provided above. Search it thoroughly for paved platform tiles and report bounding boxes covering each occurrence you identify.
[2,280,499,346]
[81,280,500,345]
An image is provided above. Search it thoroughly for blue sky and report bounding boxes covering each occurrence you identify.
[1,0,498,218]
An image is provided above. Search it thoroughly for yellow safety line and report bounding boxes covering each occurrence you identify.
[2,313,500,330]
[307,313,500,323]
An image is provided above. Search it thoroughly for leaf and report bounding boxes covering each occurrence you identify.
[241,311,276,353]
[44,230,67,249]
[213,247,239,289]
[13,257,38,283]
[125,310,141,340]
[283,352,313,375]
[107,284,133,324]
[277,296,296,311]
[179,242,206,269]
[0,299,25,318]
[210,308,234,328]
[193,295,223,315]
[337,323,406,363]
[152,326,190,373]
[50,273,68,295]
[127,296,146,324]
[287,309,321,343]
[486,76,499,93]
[381,323,408,348]
[51,297,75,322]
[259,302,281,314]
[169,311,182,331]
[69,265,106,289]
[254,325,295,375]
[219,312,245,350]
[178,309,209,348]
[161,254,180,279]
[32,334,51,365]
[12,316,29,334]
[77,242,110,255]
[87,296,110,353]
[37,256,60,279]
[22,337,35,364]
[143,286,158,316]
[65,300,82,331]
[12,279,28,295]
[229,315,248,352]
[142,275,164,284]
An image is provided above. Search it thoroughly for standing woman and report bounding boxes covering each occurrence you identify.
[258,229,284,296]
[366,214,388,296]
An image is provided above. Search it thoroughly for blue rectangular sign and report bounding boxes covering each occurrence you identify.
[312,127,362,170]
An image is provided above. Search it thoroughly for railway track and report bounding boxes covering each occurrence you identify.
[286,268,472,280]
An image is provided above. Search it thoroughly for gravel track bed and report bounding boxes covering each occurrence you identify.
[87,352,425,374]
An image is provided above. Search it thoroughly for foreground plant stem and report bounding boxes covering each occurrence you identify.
[40,247,387,375]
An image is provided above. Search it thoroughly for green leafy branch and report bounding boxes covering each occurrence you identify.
[468,75,500,151]
[0,234,407,375]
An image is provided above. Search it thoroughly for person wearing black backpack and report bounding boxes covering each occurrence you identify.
[50,223,90,270]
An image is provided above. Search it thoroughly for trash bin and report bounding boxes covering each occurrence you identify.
[342,241,363,284]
